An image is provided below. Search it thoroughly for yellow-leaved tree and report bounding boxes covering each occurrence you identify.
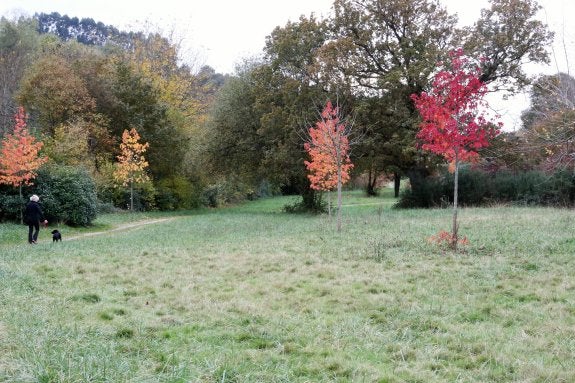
[113,128,150,211]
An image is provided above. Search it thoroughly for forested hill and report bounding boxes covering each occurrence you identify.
[36,12,137,48]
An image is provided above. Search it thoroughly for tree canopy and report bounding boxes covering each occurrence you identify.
[0,1,559,214]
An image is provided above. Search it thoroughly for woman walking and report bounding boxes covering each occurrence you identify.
[24,194,47,244]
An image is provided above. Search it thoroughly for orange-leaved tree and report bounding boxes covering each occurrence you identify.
[113,128,150,211]
[0,107,48,223]
[304,101,354,232]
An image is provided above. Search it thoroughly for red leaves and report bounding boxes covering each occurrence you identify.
[304,101,353,191]
[411,49,500,164]
[0,107,48,188]
[428,230,469,249]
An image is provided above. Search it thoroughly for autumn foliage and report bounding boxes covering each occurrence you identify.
[411,49,500,250]
[113,128,150,210]
[304,101,353,232]
[0,107,48,189]
[411,49,500,166]
[304,101,353,192]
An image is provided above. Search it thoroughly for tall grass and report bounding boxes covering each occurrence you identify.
[1,189,574,382]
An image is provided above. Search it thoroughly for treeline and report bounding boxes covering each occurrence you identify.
[0,12,227,222]
[0,0,572,224]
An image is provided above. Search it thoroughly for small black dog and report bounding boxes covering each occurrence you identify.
[51,229,62,242]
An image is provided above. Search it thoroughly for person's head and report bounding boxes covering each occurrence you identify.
[30,194,39,202]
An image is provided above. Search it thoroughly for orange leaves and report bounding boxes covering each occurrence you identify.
[304,101,353,191]
[0,107,48,188]
[427,230,469,249]
[113,128,150,187]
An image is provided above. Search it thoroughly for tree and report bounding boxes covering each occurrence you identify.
[521,73,575,130]
[206,16,334,211]
[205,62,266,184]
[105,61,185,181]
[318,0,553,191]
[411,50,500,250]
[0,17,39,135]
[464,0,554,91]
[304,101,354,231]
[113,127,150,211]
[318,0,458,192]
[0,107,48,222]
[17,54,97,134]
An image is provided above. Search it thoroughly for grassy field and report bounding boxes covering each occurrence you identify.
[1,188,574,382]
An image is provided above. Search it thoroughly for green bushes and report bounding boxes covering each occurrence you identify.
[0,166,98,225]
[0,190,25,222]
[397,166,575,208]
[35,166,98,226]
[201,177,259,208]
[155,175,200,210]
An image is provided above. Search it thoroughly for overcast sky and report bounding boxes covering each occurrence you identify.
[1,0,573,130]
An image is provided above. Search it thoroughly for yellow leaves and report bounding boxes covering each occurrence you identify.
[113,128,150,187]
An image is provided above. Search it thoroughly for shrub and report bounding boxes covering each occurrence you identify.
[155,175,196,210]
[395,170,445,208]
[283,190,327,214]
[35,166,98,226]
[397,167,575,208]
[0,190,25,222]
[200,177,255,208]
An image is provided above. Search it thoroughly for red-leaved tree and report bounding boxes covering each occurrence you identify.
[304,101,354,232]
[411,49,501,250]
[0,107,48,223]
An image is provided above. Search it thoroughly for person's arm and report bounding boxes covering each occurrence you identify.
[36,204,46,223]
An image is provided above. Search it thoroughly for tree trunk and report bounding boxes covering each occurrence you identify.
[327,191,332,217]
[451,158,459,251]
[19,183,23,224]
[366,165,378,196]
[337,166,343,232]
[394,172,401,198]
[130,181,134,211]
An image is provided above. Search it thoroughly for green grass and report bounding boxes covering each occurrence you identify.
[1,189,574,382]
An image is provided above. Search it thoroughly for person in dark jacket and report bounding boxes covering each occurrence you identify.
[24,194,47,244]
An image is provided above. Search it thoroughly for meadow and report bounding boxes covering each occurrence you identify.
[0,189,574,382]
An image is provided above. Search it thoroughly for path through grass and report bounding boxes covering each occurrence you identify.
[1,190,574,382]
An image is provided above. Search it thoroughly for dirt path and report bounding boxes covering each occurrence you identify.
[64,218,174,241]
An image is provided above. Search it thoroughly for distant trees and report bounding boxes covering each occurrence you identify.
[313,0,553,193]
[206,15,337,210]
[0,13,223,214]
[519,72,575,170]
[0,2,559,216]
[0,17,39,135]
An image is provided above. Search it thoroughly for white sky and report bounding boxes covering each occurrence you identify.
[1,0,574,130]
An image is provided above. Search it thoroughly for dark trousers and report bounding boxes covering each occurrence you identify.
[28,222,40,243]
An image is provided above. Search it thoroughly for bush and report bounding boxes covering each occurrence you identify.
[0,190,25,222]
[200,177,256,208]
[397,167,575,208]
[155,176,198,210]
[283,189,326,214]
[35,166,98,226]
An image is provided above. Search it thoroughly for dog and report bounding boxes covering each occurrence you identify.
[51,229,62,242]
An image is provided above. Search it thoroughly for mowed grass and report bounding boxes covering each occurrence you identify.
[1,189,574,382]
